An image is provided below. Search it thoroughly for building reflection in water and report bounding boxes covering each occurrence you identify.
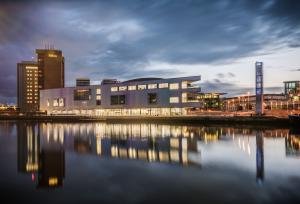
[286,129,300,157]
[17,122,65,188]
[74,123,200,165]
[17,122,39,174]
[256,131,264,184]
[17,122,299,187]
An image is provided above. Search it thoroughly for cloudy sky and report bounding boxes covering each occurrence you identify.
[0,0,300,103]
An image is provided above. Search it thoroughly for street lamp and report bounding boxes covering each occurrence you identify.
[247,92,250,111]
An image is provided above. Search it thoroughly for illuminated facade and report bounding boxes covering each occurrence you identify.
[223,94,288,111]
[197,93,225,110]
[17,49,65,113]
[17,61,40,112]
[40,76,201,116]
[284,81,300,101]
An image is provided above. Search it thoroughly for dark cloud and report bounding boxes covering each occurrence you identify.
[0,0,300,103]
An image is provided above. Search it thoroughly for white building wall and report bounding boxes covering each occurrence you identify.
[40,76,201,116]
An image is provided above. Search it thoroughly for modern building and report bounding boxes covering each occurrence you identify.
[197,93,225,110]
[17,61,40,112]
[40,76,201,116]
[36,49,65,89]
[284,81,300,101]
[223,94,288,111]
[17,49,65,112]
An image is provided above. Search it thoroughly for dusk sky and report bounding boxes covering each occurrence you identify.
[0,0,300,103]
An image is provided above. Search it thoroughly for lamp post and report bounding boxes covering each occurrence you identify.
[238,96,240,111]
[247,92,250,111]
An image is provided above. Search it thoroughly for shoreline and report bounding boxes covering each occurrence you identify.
[0,115,297,127]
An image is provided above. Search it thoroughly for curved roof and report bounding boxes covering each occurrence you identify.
[123,77,163,83]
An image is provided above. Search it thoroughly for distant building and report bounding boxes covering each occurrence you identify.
[17,61,40,112]
[17,49,65,113]
[198,93,226,110]
[76,78,90,87]
[223,94,288,111]
[40,76,201,116]
[284,81,300,101]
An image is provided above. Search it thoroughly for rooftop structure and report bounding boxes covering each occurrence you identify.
[76,78,90,87]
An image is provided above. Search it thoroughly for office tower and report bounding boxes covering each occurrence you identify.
[255,62,264,115]
[36,49,65,89]
[17,48,65,113]
[17,61,40,112]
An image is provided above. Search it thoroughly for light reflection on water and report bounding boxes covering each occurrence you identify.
[14,122,300,189]
[0,121,299,203]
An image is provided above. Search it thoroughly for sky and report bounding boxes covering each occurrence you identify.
[0,0,300,103]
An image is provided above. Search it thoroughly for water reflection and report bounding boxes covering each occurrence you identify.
[256,131,264,184]
[286,129,300,157]
[17,122,65,188]
[16,122,300,189]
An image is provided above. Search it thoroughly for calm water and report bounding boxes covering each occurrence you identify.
[0,121,299,204]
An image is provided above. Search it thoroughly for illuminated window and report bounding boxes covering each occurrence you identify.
[96,88,101,94]
[138,85,147,90]
[111,87,118,92]
[169,83,179,90]
[96,95,101,100]
[182,81,188,89]
[47,99,50,107]
[128,85,137,90]
[74,89,91,101]
[148,84,157,89]
[182,93,187,103]
[48,53,57,58]
[170,97,179,103]
[59,98,64,107]
[53,99,59,107]
[119,86,127,91]
[159,83,168,88]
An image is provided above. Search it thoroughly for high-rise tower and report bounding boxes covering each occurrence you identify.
[17,61,40,112]
[255,62,264,115]
[36,49,65,89]
[17,48,65,113]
